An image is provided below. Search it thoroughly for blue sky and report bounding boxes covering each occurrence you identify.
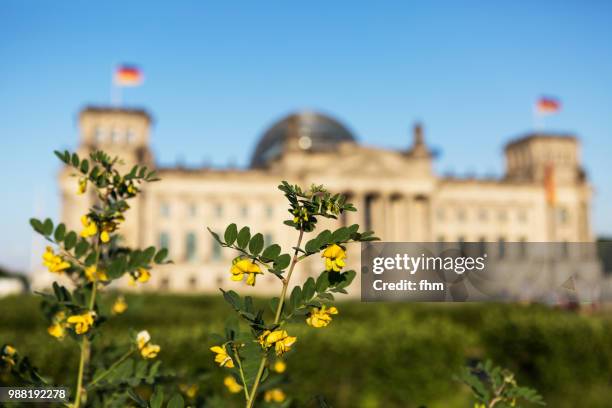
[1,1,611,272]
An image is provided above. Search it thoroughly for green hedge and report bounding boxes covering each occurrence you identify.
[1,295,611,407]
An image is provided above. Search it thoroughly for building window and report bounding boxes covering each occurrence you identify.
[189,275,198,287]
[126,128,135,144]
[215,204,223,217]
[266,205,274,218]
[160,203,170,218]
[264,233,273,246]
[110,128,120,143]
[189,203,197,217]
[498,238,506,259]
[160,278,169,290]
[185,232,197,262]
[519,237,527,257]
[212,239,222,261]
[241,205,248,218]
[94,126,105,142]
[558,207,569,224]
[159,232,170,251]
[478,209,488,222]
[457,209,466,222]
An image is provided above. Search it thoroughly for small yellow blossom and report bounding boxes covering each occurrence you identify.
[223,376,243,394]
[258,330,297,356]
[129,267,151,286]
[136,330,160,359]
[179,383,198,399]
[100,221,118,243]
[67,311,95,335]
[273,359,286,373]
[230,258,263,286]
[47,311,67,339]
[1,344,17,367]
[321,244,347,272]
[47,323,65,339]
[112,296,128,314]
[127,183,137,195]
[210,345,234,368]
[100,230,110,243]
[306,305,338,328]
[42,246,70,274]
[80,215,98,238]
[77,178,87,195]
[264,388,286,403]
[84,265,109,283]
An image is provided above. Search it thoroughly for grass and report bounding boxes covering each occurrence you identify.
[1,294,611,407]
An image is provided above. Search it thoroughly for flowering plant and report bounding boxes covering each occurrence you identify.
[2,150,186,407]
[208,181,378,407]
[457,360,545,408]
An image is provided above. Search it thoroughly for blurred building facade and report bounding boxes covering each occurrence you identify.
[35,106,597,295]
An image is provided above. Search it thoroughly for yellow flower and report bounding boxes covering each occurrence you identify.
[42,246,70,274]
[1,344,17,367]
[100,230,110,243]
[210,345,234,368]
[179,383,198,399]
[112,296,128,314]
[136,330,160,359]
[67,311,95,335]
[223,375,243,394]
[80,215,98,238]
[77,178,87,195]
[264,388,286,403]
[230,259,263,286]
[306,305,338,328]
[127,183,137,195]
[129,267,151,286]
[47,323,65,339]
[84,265,108,283]
[273,359,286,373]
[321,244,347,272]
[258,330,297,356]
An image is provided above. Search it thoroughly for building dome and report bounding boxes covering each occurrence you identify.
[250,111,356,168]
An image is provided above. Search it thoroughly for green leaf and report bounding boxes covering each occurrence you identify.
[207,227,222,244]
[316,271,330,293]
[84,251,97,266]
[143,246,156,263]
[64,231,77,250]
[42,218,54,236]
[221,289,242,310]
[331,226,351,243]
[54,223,66,241]
[305,237,320,253]
[54,150,68,163]
[275,254,291,270]
[154,248,168,263]
[239,339,265,390]
[107,257,127,279]
[74,240,89,258]
[80,159,89,174]
[29,218,44,234]
[167,394,184,408]
[261,244,281,261]
[224,223,238,245]
[302,277,316,301]
[269,297,280,314]
[150,388,164,408]
[289,286,302,310]
[71,152,79,167]
[249,233,264,255]
[236,227,251,249]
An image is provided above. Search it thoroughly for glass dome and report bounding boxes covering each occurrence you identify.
[250,111,356,168]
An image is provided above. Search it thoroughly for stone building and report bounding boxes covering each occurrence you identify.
[38,106,597,295]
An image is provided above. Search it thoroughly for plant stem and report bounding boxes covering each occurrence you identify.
[87,349,134,388]
[233,346,250,401]
[74,242,100,408]
[246,229,304,408]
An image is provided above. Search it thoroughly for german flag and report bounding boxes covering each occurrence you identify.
[114,65,143,86]
[536,97,560,114]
